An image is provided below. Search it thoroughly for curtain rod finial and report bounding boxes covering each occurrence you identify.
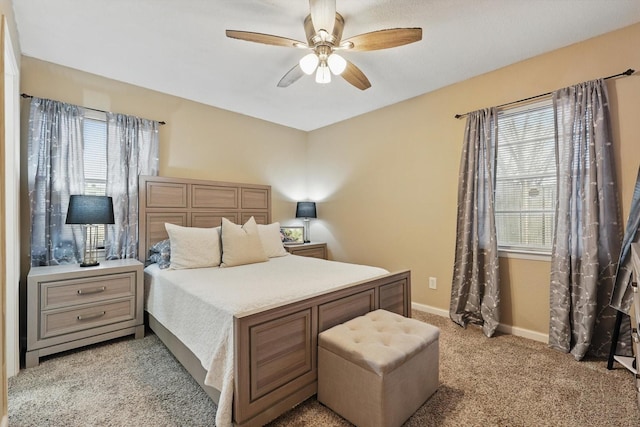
[624,69,635,76]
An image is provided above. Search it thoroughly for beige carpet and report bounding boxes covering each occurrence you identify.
[9,310,640,426]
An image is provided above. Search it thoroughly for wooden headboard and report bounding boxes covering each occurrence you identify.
[138,175,271,261]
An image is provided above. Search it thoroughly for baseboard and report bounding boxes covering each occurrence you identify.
[412,301,448,317]
[496,323,548,343]
[411,302,549,344]
[1,414,8,427]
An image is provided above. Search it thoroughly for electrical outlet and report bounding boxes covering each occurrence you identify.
[429,277,437,289]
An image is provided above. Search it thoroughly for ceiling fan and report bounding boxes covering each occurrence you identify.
[226,0,422,90]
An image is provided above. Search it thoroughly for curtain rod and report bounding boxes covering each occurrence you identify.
[20,93,167,125]
[454,68,635,119]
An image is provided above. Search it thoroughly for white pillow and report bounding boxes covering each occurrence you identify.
[257,222,288,258]
[220,216,268,267]
[165,223,221,269]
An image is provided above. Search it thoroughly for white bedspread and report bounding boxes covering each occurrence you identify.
[144,254,388,427]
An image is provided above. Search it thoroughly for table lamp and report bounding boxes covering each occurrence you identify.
[66,195,115,267]
[296,201,317,243]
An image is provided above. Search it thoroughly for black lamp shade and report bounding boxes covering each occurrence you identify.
[296,201,317,219]
[66,195,115,225]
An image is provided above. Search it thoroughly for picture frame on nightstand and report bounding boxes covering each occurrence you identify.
[280,226,304,244]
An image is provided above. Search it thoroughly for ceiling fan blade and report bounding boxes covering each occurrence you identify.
[342,28,422,51]
[277,64,306,88]
[310,0,335,34]
[226,30,306,48]
[341,61,371,91]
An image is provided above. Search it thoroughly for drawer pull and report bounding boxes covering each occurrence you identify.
[77,311,106,321]
[77,286,106,295]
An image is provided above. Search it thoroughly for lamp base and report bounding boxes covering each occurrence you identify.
[80,261,100,268]
[80,224,100,268]
[302,219,311,244]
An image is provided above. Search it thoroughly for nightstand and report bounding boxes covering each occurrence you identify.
[26,258,144,368]
[285,242,328,260]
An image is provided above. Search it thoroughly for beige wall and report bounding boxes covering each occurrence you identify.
[307,22,640,337]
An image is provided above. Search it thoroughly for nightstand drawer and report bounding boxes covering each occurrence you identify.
[41,298,136,339]
[41,272,136,310]
[285,242,328,259]
[292,247,326,259]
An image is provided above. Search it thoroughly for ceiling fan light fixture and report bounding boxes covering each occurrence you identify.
[226,0,421,91]
[299,53,320,75]
[315,63,331,84]
[327,53,347,75]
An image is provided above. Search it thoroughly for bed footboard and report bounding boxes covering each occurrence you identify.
[233,269,411,426]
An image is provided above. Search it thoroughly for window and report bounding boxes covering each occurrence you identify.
[35,110,108,262]
[82,110,108,247]
[495,99,556,255]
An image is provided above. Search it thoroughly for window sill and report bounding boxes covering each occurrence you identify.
[498,249,551,262]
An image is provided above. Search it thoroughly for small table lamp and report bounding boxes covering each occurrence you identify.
[296,201,317,243]
[66,195,115,267]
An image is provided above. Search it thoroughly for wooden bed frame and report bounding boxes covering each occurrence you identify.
[138,175,411,426]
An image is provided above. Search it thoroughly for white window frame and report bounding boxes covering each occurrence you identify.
[81,109,108,254]
[495,98,556,260]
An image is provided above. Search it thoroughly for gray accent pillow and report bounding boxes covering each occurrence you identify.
[149,239,171,269]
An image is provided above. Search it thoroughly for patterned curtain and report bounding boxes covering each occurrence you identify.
[450,108,501,337]
[105,113,159,260]
[549,79,625,360]
[27,98,85,266]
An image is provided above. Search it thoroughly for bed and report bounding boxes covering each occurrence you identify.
[138,175,411,427]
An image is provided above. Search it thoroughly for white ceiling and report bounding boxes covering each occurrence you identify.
[13,0,640,131]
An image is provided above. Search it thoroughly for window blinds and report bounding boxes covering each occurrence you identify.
[495,99,556,253]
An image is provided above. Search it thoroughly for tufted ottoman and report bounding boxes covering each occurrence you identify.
[317,309,440,427]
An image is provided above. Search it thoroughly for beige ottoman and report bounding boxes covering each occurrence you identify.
[318,309,439,427]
